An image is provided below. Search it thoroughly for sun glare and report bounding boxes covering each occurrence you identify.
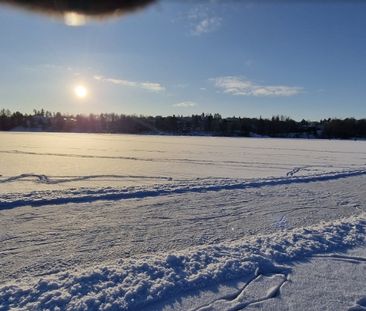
[74,85,88,99]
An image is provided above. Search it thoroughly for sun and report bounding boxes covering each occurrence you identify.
[74,85,88,98]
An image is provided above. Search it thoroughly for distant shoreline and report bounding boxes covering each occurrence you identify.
[1,110,365,140]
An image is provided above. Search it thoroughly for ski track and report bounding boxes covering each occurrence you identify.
[0,150,305,168]
[205,275,287,311]
[193,268,290,311]
[286,166,308,177]
[1,214,365,311]
[1,169,365,209]
[0,173,173,184]
[0,150,362,171]
[1,135,365,310]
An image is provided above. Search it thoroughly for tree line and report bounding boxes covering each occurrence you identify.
[0,109,365,139]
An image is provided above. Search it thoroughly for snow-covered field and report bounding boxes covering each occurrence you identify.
[0,132,366,310]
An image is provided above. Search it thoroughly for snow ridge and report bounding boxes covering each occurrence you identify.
[1,169,365,209]
[1,214,365,311]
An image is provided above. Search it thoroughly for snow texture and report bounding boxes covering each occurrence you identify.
[0,133,365,310]
[1,214,365,310]
[1,169,365,209]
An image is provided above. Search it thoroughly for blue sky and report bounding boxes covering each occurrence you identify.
[0,1,365,120]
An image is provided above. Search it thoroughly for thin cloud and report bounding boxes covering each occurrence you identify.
[193,16,222,35]
[212,76,303,97]
[173,101,197,108]
[94,75,165,92]
[188,6,222,36]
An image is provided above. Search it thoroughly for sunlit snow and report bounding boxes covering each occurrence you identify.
[0,132,365,310]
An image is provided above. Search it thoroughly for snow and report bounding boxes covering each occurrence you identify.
[251,247,366,311]
[1,169,365,209]
[0,132,365,310]
[1,132,365,194]
[1,214,365,310]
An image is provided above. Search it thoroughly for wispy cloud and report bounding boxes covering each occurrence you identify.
[94,75,165,92]
[188,6,222,36]
[173,101,197,108]
[212,76,303,97]
[193,16,222,35]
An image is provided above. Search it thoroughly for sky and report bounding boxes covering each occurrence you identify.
[0,0,365,120]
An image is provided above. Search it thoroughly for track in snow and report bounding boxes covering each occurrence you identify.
[1,169,365,209]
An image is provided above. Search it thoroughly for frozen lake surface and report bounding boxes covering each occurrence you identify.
[1,132,365,193]
[0,132,366,310]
